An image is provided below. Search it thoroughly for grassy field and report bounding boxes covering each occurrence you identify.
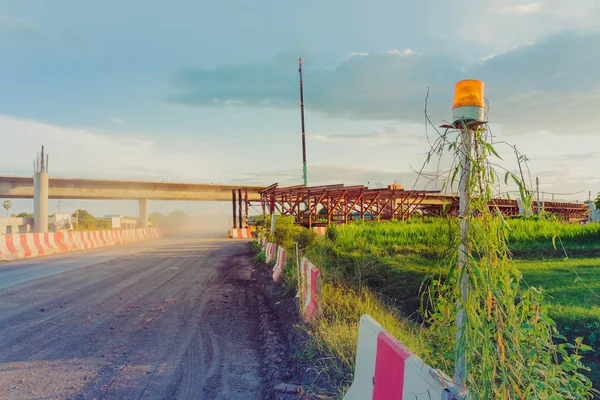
[299,218,600,392]
[324,217,600,258]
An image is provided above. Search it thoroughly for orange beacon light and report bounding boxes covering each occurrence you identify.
[451,79,486,125]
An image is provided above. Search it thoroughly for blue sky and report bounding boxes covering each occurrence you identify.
[1,0,599,219]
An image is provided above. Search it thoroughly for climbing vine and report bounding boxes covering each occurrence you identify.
[422,123,596,399]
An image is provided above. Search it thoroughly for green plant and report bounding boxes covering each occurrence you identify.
[251,240,262,253]
[252,251,266,264]
[297,228,318,251]
[423,125,596,398]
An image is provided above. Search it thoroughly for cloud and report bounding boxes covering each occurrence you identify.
[0,115,218,181]
[168,31,600,133]
[231,164,437,190]
[493,3,544,14]
[0,15,38,31]
[110,118,126,124]
[0,15,40,41]
[310,125,425,146]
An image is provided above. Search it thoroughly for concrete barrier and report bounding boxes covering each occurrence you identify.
[300,257,322,322]
[312,227,327,236]
[229,228,253,239]
[344,315,463,400]
[272,246,286,282]
[259,235,267,251]
[265,242,277,263]
[0,228,163,262]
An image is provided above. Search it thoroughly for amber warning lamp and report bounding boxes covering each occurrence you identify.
[442,79,486,129]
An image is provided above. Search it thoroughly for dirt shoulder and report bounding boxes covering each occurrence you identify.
[249,244,338,400]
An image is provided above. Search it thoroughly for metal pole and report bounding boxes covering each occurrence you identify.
[245,190,249,228]
[238,189,243,230]
[536,177,541,218]
[295,242,301,298]
[232,190,237,229]
[299,58,308,187]
[589,191,593,223]
[455,125,471,389]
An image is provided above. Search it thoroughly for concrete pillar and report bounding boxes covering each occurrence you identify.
[34,172,49,233]
[139,198,149,228]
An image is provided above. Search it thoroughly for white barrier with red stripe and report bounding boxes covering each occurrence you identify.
[312,227,327,236]
[265,242,277,263]
[300,257,322,322]
[272,246,286,282]
[230,228,253,239]
[344,315,463,400]
[260,236,267,251]
[0,228,162,262]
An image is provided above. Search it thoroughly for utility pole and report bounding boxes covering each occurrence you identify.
[536,177,541,218]
[299,58,308,187]
[589,191,593,223]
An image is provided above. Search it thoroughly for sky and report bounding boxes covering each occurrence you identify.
[1,0,599,220]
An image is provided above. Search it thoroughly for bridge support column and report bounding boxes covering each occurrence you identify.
[139,198,149,229]
[34,172,49,233]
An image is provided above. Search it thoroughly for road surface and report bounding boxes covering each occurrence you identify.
[0,234,265,399]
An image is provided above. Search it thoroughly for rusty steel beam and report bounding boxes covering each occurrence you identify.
[260,183,589,226]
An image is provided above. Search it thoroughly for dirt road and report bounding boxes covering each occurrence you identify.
[0,235,266,399]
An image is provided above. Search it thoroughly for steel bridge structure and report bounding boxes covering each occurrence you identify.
[258,183,588,227]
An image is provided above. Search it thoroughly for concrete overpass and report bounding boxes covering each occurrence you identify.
[0,176,263,201]
[0,175,265,233]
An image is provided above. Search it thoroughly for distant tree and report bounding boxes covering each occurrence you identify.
[72,209,95,230]
[595,193,600,210]
[165,210,186,226]
[167,210,186,220]
[16,212,33,218]
[149,212,165,227]
[95,218,112,231]
[3,200,11,218]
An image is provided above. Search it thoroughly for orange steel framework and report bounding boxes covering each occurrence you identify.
[258,184,589,226]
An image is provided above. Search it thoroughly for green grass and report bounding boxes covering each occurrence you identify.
[518,258,600,387]
[327,218,600,259]
[309,220,600,391]
[257,219,600,394]
[518,258,600,323]
[306,285,428,398]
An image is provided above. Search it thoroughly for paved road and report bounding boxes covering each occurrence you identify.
[0,235,264,399]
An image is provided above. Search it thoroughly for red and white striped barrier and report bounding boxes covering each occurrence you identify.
[0,228,163,262]
[272,246,286,282]
[229,228,253,239]
[344,315,463,400]
[300,257,322,322]
[312,227,327,236]
[265,242,277,263]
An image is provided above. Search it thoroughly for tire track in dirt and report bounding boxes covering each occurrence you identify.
[0,237,266,400]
